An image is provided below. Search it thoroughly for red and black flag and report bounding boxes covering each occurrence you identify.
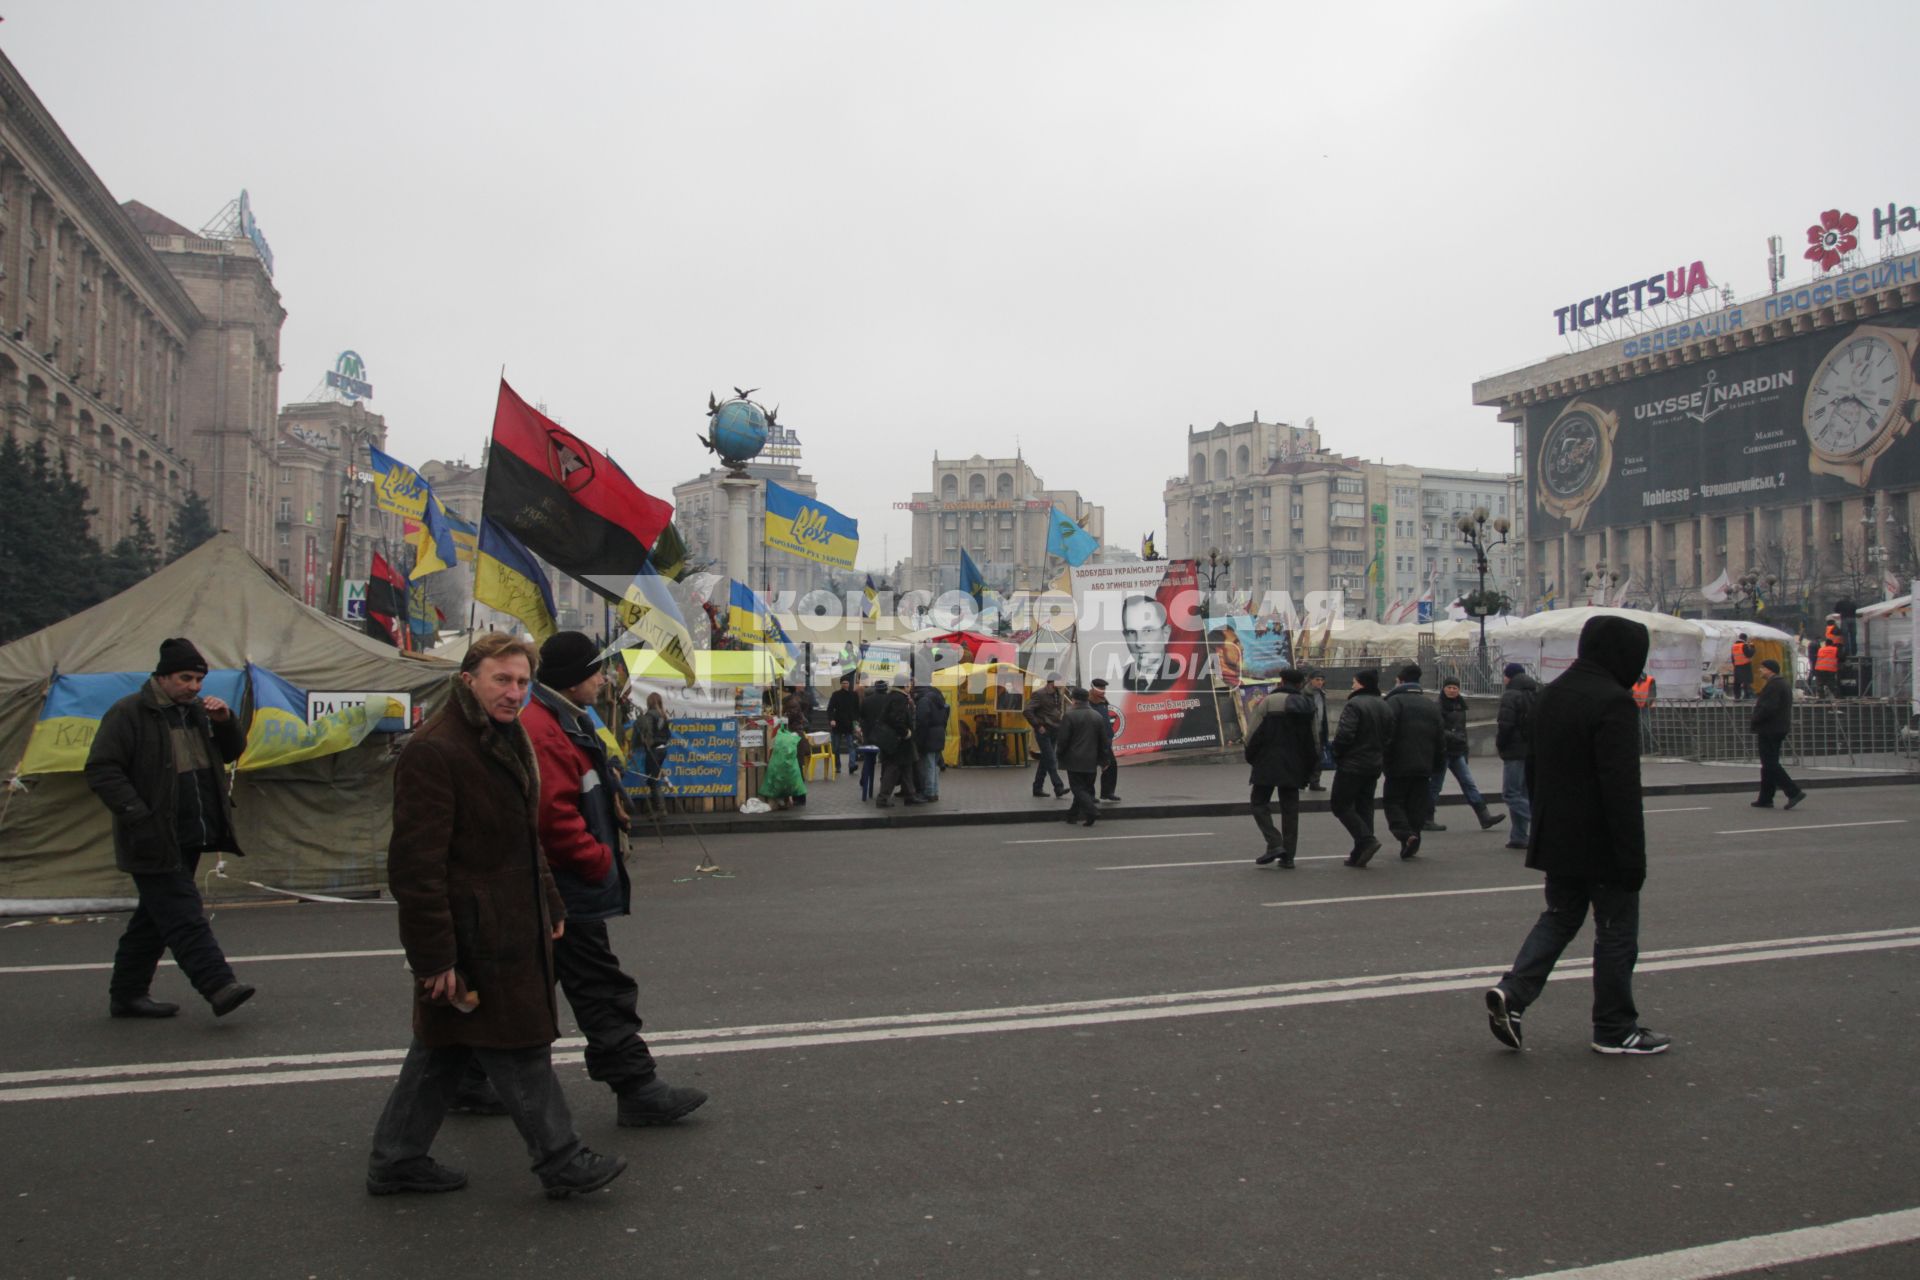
[364,552,409,648]
[483,379,674,597]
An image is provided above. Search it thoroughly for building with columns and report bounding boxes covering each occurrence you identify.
[1475,246,1920,623]
[0,50,286,563]
[271,400,406,609]
[896,453,1103,596]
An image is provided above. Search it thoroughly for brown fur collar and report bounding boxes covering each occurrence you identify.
[448,674,540,801]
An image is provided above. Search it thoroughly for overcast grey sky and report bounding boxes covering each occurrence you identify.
[6,1,1913,570]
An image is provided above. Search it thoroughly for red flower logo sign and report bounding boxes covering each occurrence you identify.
[1804,209,1859,272]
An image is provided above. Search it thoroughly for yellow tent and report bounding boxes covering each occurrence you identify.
[934,661,1030,766]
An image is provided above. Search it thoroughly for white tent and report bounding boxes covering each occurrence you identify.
[1489,607,1703,694]
[1858,594,1913,699]
[1692,618,1801,684]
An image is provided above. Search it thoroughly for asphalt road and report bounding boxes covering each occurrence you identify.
[2,786,1917,1279]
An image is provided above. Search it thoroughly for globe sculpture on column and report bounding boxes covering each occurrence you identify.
[699,387,774,477]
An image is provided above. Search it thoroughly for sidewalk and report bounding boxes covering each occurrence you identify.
[654,750,1919,836]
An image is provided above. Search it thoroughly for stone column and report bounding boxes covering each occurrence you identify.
[721,473,756,588]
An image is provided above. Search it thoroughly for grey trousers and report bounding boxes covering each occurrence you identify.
[369,1039,582,1180]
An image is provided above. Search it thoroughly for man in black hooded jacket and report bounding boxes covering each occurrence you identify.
[1381,664,1445,860]
[1749,659,1804,810]
[1485,615,1671,1057]
[1329,669,1394,867]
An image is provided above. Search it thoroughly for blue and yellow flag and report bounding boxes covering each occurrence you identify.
[960,549,987,603]
[237,665,397,772]
[475,517,558,641]
[409,498,476,578]
[20,670,245,774]
[366,444,433,520]
[763,480,858,569]
[610,559,697,685]
[582,704,626,770]
[1046,505,1097,567]
[864,573,882,622]
[727,580,797,675]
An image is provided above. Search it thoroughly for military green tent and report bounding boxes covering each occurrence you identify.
[0,534,454,906]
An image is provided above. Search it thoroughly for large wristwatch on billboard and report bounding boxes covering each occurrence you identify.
[1535,400,1618,530]
[1803,324,1919,487]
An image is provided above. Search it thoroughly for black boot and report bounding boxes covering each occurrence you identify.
[617,1076,710,1127]
[1474,803,1507,830]
[1251,806,1284,863]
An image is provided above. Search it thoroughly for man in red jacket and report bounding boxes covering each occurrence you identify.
[455,631,708,1127]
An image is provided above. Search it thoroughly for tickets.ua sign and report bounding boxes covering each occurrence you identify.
[1555,262,1709,336]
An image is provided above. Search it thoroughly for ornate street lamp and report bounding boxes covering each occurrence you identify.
[1457,507,1510,690]
[1200,546,1232,748]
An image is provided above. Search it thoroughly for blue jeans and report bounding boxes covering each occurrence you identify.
[831,731,856,775]
[1501,758,1530,842]
[918,749,942,799]
[1032,730,1064,794]
[1429,753,1484,808]
[1497,876,1641,1041]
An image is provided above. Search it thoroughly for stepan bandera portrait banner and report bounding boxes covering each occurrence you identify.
[1072,559,1220,757]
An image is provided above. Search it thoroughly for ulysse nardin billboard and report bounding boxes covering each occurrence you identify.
[1527,303,1920,533]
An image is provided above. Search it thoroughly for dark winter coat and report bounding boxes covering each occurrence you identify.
[1245,690,1317,789]
[1750,677,1793,740]
[912,684,950,753]
[1437,691,1471,756]
[388,675,566,1051]
[1330,687,1394,776]
[1053,703,1112,772]
[861,687,915,761]
[1525,616,1650,891]
[1024,684,1065,734]
[1305,686,1330,750]
[84,678,245,874]
[1383,683,1446,778]
[523,683,630,923]
[826,687,862,735]
[1496,673,1539,762]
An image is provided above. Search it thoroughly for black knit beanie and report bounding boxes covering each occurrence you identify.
[1354,669,1380,693]
[155,637,209,677]
[538,631,602,691]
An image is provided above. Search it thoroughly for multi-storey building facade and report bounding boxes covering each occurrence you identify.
[0,52,199,550]
[897,454,1103,596]
[272,400,406,610]
[1376,466,1523,617]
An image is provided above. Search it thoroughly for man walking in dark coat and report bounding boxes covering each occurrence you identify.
[1245,667,1316,867]
[1496,662,1538,851]
[1330,669,1395,867]
[826,673,862,779]
[912,678,949,801]
[1427,675,1505,834]
[1090,678,1122,802]
[368,633,627,1198]
[862,678,919,806]
[1052,687,1111,827]
[1024,676,1069,799]
[454,632,707,1126]
[1749,659,1805,811]
[84,638,255,1020]
[1381,664,1446,860]
[1303,669,1331,792]
[1484,616,1671,1057]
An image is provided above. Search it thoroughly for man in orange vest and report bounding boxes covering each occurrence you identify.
[1730,634,1755,700]
[1631,671,1656,751]
[1814,636,1842,699]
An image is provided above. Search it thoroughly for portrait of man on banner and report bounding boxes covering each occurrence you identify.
[1073,560,1219,757]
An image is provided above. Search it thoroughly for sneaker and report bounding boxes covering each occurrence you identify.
[367,1156,469,1197]
[617,1077,709,1127]
[1591,1027,1672,1055]
[541,1149,628,1199]
[209,982,256,1018]
[1785,792,1806,811]
[1346,837,1381,868]
[1484,987,1522,1050]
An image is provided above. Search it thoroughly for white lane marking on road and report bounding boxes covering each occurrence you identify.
[1005,832,1214,845]
[0,948,406,976]
[1265,885,1539,908]
[1643,806,1713,813]
[7,929,1916,1101]
[1097,855,1349,870]
[1505,1206,1920,1280]
[1713,819,1909,836]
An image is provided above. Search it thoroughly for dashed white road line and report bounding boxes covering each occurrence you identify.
[1006,831,1214,845]
[1265,884,1538,908]
[6,927,1914,1104]
[0,948,406,977]
[1506,1206,1920,1280]
[1714,819,1908,836]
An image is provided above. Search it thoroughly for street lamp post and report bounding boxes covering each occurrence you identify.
[1730,569,1777,619]
[1200,546,1231,748]
[1457,507,1510,691]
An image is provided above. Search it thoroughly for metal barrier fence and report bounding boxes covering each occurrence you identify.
[1640,700,1919,767]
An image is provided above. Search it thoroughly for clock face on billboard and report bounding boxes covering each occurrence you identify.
[1541,409,1605,500]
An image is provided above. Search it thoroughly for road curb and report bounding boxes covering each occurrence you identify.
[649,770,1920,836]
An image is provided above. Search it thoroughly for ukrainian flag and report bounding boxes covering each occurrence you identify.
[237,665,395,772]
[864,573,881,622]
[582,704,627,769]
[20,670,245,774]
[960,549,987,603]
[409,498,476,577]
[727,580,797,675]
[613,558,697,684]
[475,517,558,641]
[762,480,858,569]
[366,444,432,520]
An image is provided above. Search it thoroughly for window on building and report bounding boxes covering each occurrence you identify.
[996,473,1014,499]
[280,468,292,483]
[1335,476,1362,495]
[1331,501,1365,520]
[277,499,291,521]
[1289,503,1303,520]
[1192,454,1207,482]
[278,559,290,577]
[968,473,987,499]
[941,474,959,499]
[1235,444,1250,474]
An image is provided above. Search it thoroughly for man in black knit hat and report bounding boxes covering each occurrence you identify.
[83,638,255,1020]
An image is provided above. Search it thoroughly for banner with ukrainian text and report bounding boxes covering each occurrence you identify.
[237,664,396,772]
[762,480,859,569]
[18,670,246,775]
